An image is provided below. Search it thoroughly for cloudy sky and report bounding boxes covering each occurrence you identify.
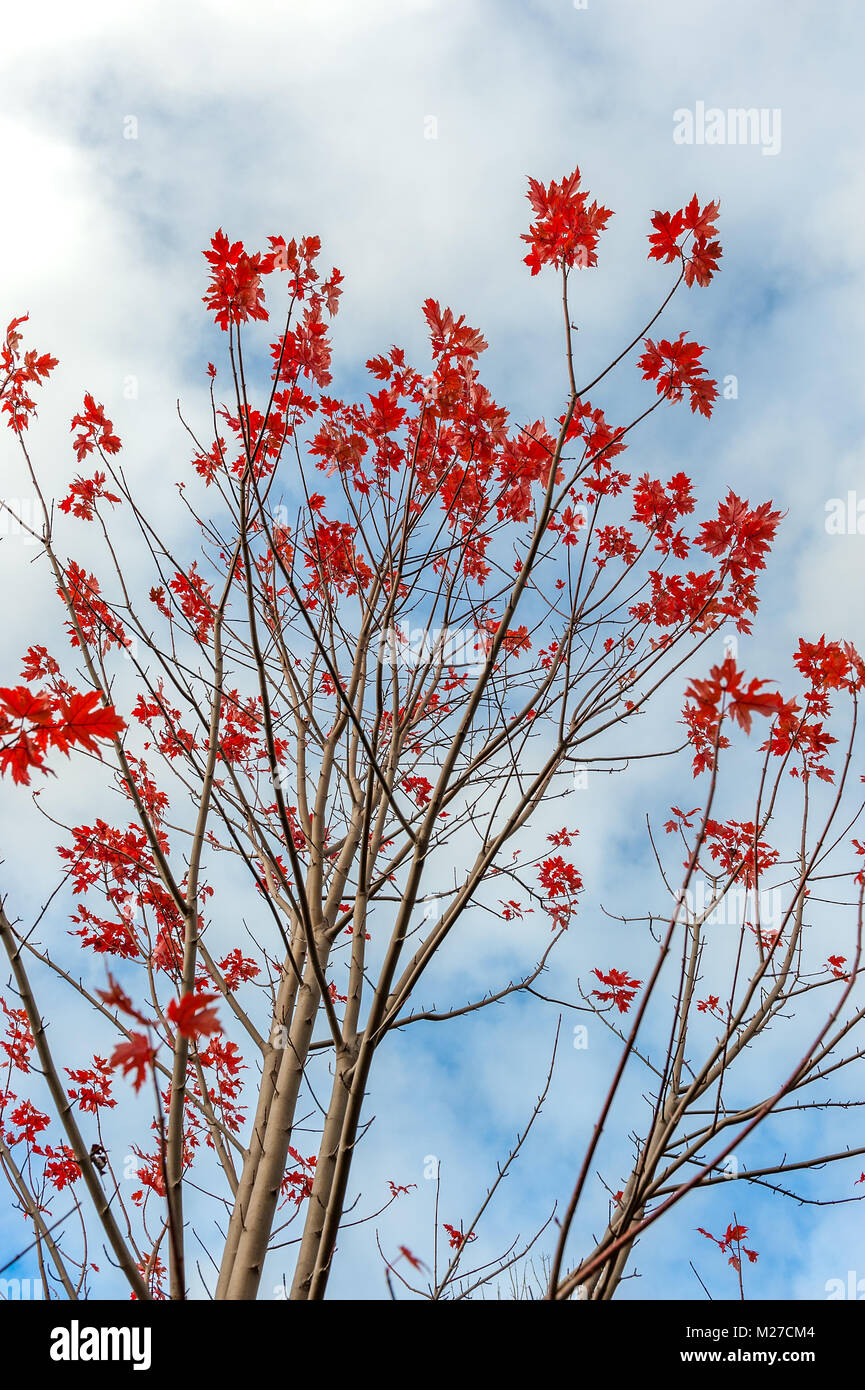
[1,0,864,1301]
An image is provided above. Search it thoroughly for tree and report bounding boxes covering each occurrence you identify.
[1,168,862,1302]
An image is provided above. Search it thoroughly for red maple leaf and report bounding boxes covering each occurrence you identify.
[166,989,221,1040]
[0,685,53,725]
[109,1034,154,1093]
[55,692,125,753]
[726,678,785,735]
[648,208,686,263]
[682,195,720,242]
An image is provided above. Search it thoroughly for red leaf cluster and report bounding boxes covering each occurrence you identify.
[521,168,613,275]
[0,315,58,430]
[592,967,642,1014]
[697,1221,759,1273]
[637,332,718,418]
[0,683,124,785]
[648,195,722,288]
[70,394,121,461]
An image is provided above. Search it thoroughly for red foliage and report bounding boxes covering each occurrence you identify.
[7,165,856,1304]
[66,1056,117,1113]
[522,168,613,275]
[203,230,276,331]
[697,1221,759,1273]
[109,1034,155,1093]
[592,967,642,1014]
[0,315,58,430]
[59,471,121,520]
[538,854,583,929]
[443,1222,477,1251]
[166,990,221,1041]
[70,394,122,461]
[0,682,124,785]
[280,1146,317,1206]
[637,333,718,417]
[648,195,722,288]
[683,656,786,775]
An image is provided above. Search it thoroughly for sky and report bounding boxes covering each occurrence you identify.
[1,0,864,1301]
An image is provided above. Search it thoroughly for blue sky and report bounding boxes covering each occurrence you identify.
[1,0,864,1300]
